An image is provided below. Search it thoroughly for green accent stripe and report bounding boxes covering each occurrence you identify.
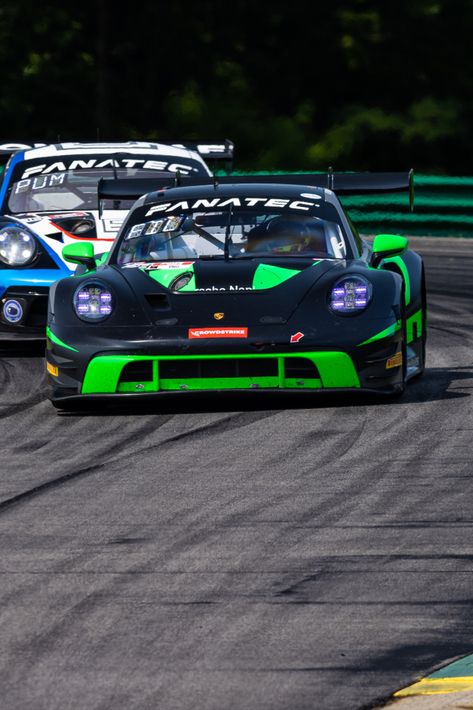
[252,263,301,290]
[46,327,79,352]
[406,308,423,344]
[358,320,401,346]
[358,308,423,347]
[382,255,411,304]
[82,351,360,394]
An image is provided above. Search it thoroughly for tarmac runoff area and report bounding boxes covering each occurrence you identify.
[379,654,473,709]
[0,236,473,710]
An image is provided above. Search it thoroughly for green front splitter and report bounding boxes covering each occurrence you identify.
[81,351,360,395]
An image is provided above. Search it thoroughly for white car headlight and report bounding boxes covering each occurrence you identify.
[0,225,37,266]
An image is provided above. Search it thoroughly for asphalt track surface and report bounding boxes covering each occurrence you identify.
[0,237,472,710]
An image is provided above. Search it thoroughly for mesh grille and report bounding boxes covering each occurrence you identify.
[118,361,153,383]
[160,358,278,379]
[284,358,319,379]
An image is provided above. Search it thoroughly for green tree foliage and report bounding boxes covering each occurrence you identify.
[0,0,472,172]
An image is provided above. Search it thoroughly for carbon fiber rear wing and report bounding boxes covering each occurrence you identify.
[98,170,415,210]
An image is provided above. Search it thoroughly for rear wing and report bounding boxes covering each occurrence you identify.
[328,169,414,211]
[98,169,415,210]
[0,142,47,167]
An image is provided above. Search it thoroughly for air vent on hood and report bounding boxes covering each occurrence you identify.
[145,294,170,310]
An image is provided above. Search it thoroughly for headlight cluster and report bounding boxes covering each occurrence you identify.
[73,282,113,321]
[329,276,371,314]
[0,225,37,266]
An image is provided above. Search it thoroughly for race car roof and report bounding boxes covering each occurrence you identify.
[20,141,205,162]
[134,182,328,209]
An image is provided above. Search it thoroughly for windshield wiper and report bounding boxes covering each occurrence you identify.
[224,206,233,261]
[192,224,226,251]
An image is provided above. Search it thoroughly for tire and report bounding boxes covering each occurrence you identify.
[388,298,407,398]
[416,266,427,378]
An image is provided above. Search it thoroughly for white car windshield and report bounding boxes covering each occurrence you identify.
[8,168,184,213]
[6,152,209,214]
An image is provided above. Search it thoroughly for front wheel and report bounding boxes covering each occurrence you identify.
[410,266,427,380]
[388,300,407,398]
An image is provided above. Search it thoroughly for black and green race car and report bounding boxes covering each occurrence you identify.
[45,171,426,409]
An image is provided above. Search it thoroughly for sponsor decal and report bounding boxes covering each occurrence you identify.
[46,361,59,377]
[122,261,194,270]
[146,196,319,217]
[15,173,65,194]
[21,158,197,179]
[102,218,124,233]
[290,332,305,343]
[213,312,224,320]
[188,327,248,339]
[196,284,252,292]
[386,351,403,369]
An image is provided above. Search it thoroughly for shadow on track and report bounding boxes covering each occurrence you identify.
[55,365,472,417]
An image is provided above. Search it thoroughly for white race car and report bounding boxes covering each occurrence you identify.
[0,140,233,339]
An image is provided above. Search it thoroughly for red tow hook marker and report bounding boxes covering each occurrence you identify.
[290,332,304,343]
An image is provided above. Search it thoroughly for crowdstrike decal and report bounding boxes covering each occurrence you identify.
[188,327,248,339]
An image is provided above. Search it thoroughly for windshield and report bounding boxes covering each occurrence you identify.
[6,154,208,214]
[116,205,348,265]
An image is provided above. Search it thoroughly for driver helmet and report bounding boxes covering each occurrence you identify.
[247,215,327,254]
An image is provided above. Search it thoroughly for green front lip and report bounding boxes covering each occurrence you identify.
[81,351,360,394]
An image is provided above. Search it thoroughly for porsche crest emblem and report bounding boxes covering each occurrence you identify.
[213,312,224,320]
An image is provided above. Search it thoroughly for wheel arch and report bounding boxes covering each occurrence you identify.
[380,249,425,346]
[379,249,424,318]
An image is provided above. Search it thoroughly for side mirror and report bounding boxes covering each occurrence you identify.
[371,234,408,268]
[62,242,96,271]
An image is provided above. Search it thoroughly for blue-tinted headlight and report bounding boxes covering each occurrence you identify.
[329,276,372,314]
[73,282,113,322]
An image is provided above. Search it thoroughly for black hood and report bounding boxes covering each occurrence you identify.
[117,258,344,326]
